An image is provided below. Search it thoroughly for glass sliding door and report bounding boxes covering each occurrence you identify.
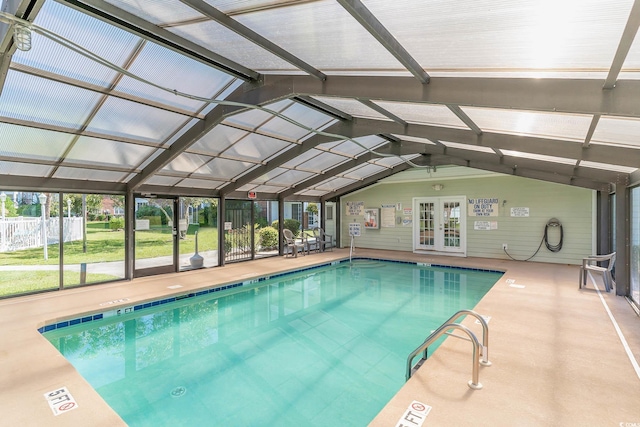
[178,197,219,271]
[134,196,177,277]
[63,193,125,288]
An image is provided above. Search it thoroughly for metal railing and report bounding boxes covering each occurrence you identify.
[406,309,491,390]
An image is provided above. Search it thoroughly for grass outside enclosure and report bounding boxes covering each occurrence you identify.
[0,223,219,298]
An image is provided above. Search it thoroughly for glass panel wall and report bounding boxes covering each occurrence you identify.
[179,197,219,271]
[0,190,126,298]
[63,193,125,288]
[0,191,60,297]
[631,187,639,306]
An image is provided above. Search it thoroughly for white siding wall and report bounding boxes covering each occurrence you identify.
[340,168,594,265]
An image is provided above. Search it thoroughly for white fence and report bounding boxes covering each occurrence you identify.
[0,217,84,252]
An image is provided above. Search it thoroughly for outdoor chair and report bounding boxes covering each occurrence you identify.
[579,252,616,292]
[313,227,333,252]
[283,229,306,258]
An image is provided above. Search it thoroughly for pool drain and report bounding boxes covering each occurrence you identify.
[170,386,187,398]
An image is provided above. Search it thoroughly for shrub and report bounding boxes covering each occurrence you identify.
[271,219,301,237]
[109,216,124,230]
[258,226,278,249]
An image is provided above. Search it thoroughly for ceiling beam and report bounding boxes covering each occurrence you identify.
[261,74,640,118]
[320,162,412,202]
[293,96,353,121]
[59,0,260,81]
[603,0,640,89]
[219,121,350,195]
[178,0,326,81]
[358,99,407,125]
[127,81,292,190]
[0,174,127,193]
[336,0,429,84]
[279,151,381,198]
[334,118,640,169]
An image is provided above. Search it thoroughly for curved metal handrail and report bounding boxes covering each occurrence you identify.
[406,323,483,389]
[405,309,491,390]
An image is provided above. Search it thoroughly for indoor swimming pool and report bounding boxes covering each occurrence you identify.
[43,259,502,426]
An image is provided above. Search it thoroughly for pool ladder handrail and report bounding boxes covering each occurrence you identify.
[405,309,491,390]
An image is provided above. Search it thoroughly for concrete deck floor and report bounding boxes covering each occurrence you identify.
[1,248,638,426]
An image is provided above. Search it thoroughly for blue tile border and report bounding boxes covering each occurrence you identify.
[38,257,503,334]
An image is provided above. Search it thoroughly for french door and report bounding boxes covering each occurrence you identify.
[413,196,466,256]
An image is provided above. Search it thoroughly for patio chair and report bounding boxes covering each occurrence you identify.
[313,227,333,252]
[283,229,306,257]
[579,252,616,292]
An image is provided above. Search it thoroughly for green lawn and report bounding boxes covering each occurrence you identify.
[0,223,219,298]
[0,224,219,266]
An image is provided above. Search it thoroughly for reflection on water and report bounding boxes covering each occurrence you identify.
[45,262,501,427]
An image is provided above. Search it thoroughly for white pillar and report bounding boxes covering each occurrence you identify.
[39,193,47,260]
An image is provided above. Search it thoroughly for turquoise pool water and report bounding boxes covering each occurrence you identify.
[44,260,502,426]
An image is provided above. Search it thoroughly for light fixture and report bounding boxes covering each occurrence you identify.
[13,23,31,51]
[432,184,444,191]
[38,193,47,205]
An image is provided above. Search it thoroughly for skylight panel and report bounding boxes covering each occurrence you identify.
[163,153,210,174]
[104,0,202,25]
[189,125,249,155]
[294,151,349,173]
[258,102,333,141]
[53,167,129,182]
[145,175,183,186]
[315,176,357,192]
[14,1,140,87]
[114,42,236,112]
[0,161,53,177]
[591,116,640,148]
[193,157,255,179]
[461,107,592,141]
[223,132,294,162]
[372,101,467,128]
[0,123,72,161]
[342,163,386,180]
[264,169,314,186]
[65,137,155,168]
[232,0,404,71]
[0,71,102,130]
[362,0,631,74]
[169,21,294,71]
[319,135,388,157]
[87,97,190,143]
[176,178,227,189]
[310,96,392,121]
[223,99,292,131]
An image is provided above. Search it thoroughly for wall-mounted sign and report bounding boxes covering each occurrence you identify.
[510,207,530,217]
[349,222,361,237]
[224,221,233,230]
[381,205,396,228]
[468,197,499,217]
[248,191,257,199]
[474,221,498,230]
[346,201,364,216]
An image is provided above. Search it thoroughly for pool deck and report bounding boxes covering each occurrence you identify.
[1,248,638,426]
